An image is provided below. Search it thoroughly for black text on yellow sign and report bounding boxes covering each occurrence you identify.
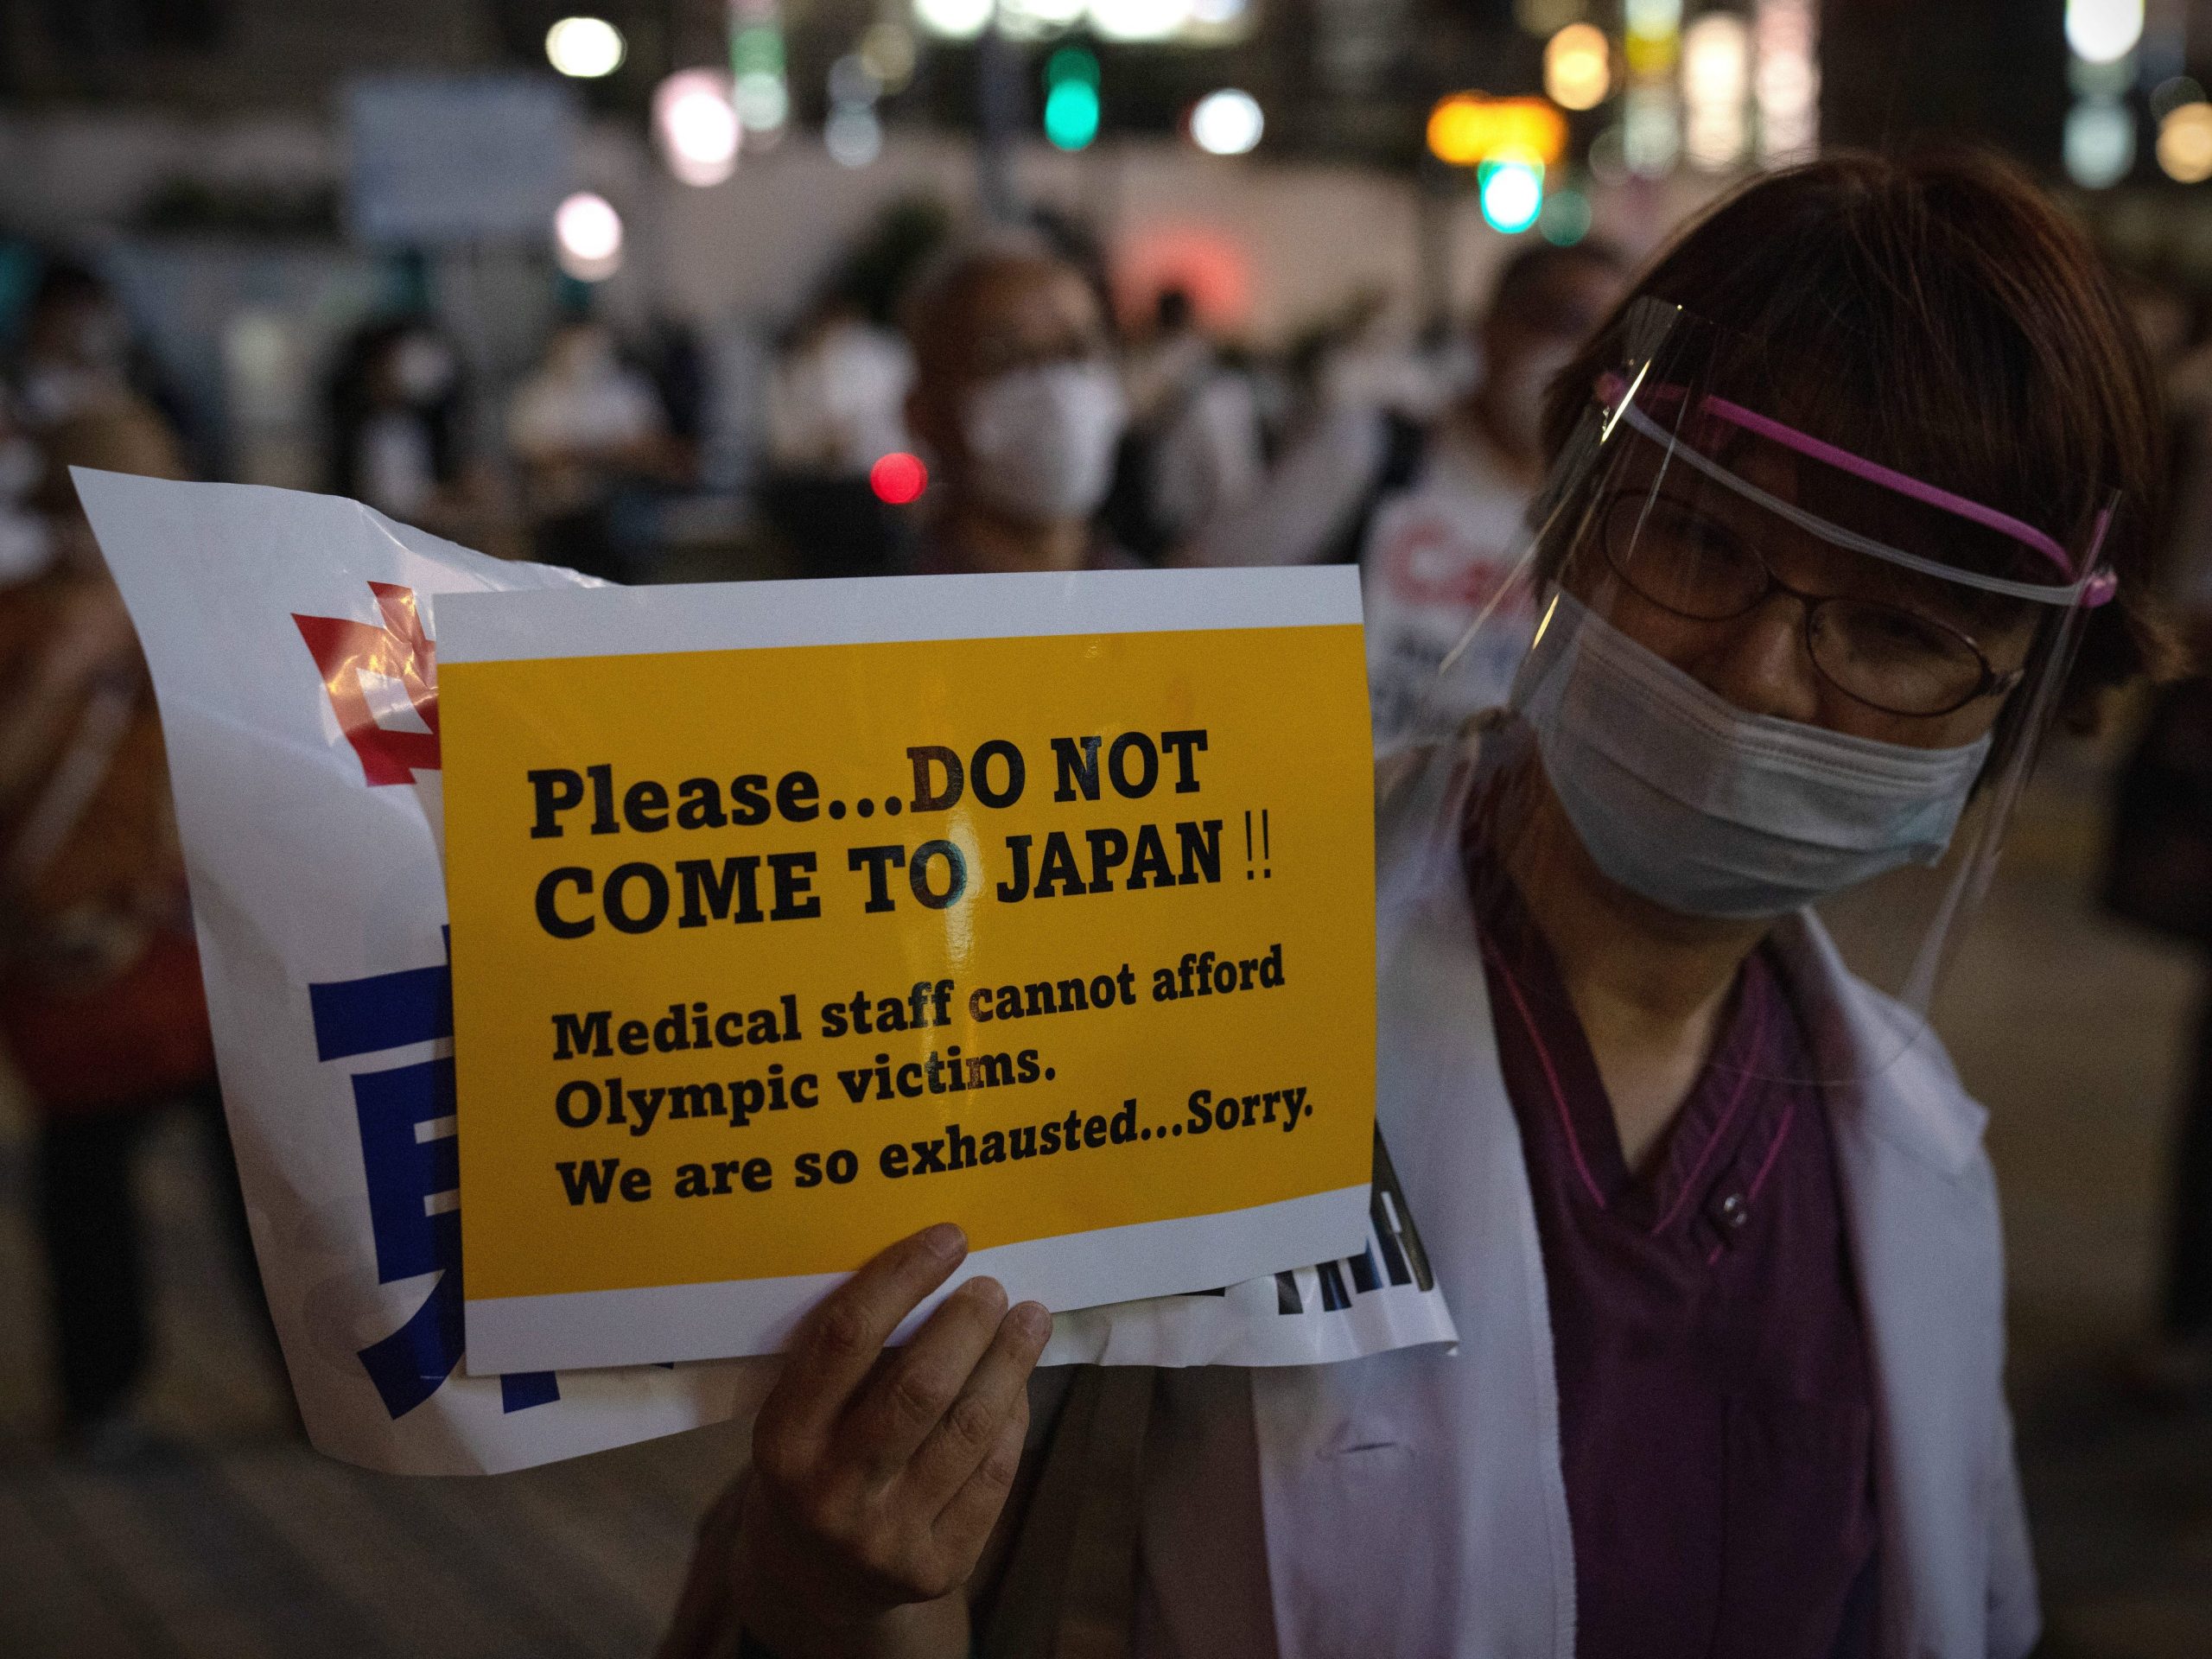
[439,613,1376,1325]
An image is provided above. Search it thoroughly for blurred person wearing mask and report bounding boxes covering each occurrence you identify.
[1,334,273,1452]
[327,315,473,533]
[0,567,232,1454]
[16,262,184,557]
[1183,245,1627,750]
[898,235,1131,576]
[1358,244,1627,747]
[16,260,135,428]
[508,315,682,581]
[664,154,2163,1659]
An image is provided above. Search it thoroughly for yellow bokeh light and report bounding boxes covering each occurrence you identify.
[1545,23,1611,111]
[1427,93,1569,167]
[1427,96,1486,165]
[2160,101,2212,182]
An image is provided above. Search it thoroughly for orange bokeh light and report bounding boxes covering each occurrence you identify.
[1427,94,1570,168]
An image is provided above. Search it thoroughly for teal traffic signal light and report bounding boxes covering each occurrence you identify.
[1478,158,1544,234]
[1044,47,1101,151]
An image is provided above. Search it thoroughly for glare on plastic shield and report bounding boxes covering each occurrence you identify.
[1386,298,2117,1084]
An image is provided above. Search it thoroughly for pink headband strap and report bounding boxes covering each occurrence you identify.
[1601,376,2118,607]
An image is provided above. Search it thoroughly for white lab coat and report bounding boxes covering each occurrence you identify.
[1138,741,2040,1659]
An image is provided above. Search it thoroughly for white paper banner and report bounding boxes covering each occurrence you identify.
[77,470,1454,1476]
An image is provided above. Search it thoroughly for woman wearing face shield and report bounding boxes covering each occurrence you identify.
[665,153,2172,1659]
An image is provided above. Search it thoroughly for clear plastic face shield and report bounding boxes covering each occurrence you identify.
[1384,301,2118,1084]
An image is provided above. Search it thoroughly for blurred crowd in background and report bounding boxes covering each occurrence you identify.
[0,193,1637,593]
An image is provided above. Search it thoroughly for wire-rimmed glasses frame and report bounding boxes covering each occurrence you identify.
[1592,491,2029,719]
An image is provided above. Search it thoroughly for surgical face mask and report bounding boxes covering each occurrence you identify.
[1508,589,1993,920]
[961,360,1127,525]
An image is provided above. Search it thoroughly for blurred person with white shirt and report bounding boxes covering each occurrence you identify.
[1360,245,1628,747]
[507,315,682,580]
[1186,244,1626,751]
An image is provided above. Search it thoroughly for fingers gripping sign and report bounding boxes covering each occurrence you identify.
[739,1224,1053,1651]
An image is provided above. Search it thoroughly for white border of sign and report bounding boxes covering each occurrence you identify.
[468,1185,1366,1373]
[438,566,1373,1376]
[431,565,1362,660]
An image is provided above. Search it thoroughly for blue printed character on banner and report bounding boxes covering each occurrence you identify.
[308,938,558,1418]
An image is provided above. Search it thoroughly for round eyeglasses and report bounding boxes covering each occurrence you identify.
[1596,493,2028,719]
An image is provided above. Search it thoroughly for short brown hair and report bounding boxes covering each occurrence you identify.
[1542,149,2180,728]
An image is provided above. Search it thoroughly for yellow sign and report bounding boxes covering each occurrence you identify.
[436,570,1377,1372]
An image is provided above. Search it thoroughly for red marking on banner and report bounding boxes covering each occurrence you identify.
[293,582,442,787]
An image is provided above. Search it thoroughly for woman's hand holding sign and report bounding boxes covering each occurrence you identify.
[734,1224,1053,1657]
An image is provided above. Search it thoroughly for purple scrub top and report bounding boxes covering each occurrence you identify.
[1468,847,1880,1659]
